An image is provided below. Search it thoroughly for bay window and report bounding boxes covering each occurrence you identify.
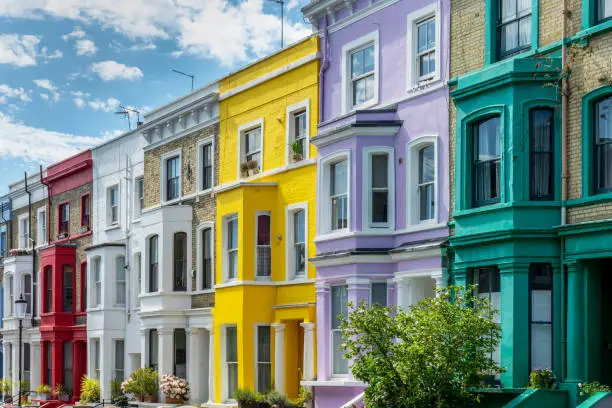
[173,232,188,291]
[149,235,159,292]
[114,340,125,380]
[226,326,238,399]
[256,213,271,279]
[530,108,554,200]
[370,153,389,226]
[44,266,52,312]
[201,227,213,289]
[94,258,102,307]
[370,282,387,307]
[473,116,501,207]
[473,267,501,367]
[63,264,73,312]
[530,263,552,371]
[331,285,349,376]
[174,329,187,378]
[93,339,101,379]
[293,210,305,278]
[63,342,73,392]
[497,0,532,59]
[116,256,126,306]
[330,160,348,231]
[226,216,238,281]
[419,145,435,220]
[148,330,158,371]
[596,96,612,193]
[23,274,32,314]
[256,325,271,393]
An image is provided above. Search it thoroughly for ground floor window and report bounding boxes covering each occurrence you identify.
[24,343,31,382]
[331,285,349,376]
[473,267,501,367]
[256,325,271,393]
[149,330,158,371]
[115,340,125,380]
[93,339,101,379]
[530,263,553,371]
[174,329,187,378]
[46,342,52,385]
[226,326,238,399]
[63,341,73,394]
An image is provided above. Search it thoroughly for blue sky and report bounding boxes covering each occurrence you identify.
[0,0,311,194]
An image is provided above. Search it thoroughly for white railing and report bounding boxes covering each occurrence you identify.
[340,392,365,408]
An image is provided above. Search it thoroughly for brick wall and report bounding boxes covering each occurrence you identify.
[144,123,218,308]
[10,199,46,249]
[449,0,485,78]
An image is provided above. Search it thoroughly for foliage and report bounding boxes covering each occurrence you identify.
[80,376,101,403]
[159,374,190,401]
[113,394,130,408]
[340,285,502,408]
[291,140,303,156]
[579,381,611,397]
[111,379,123,400]
[122,368,158,398]
[266,391,291,407]
[291,386,312,407]
[35,384,51,394]
[246,160,259,170]
[53,383,68,397]
[20,381,30,392]
[1,379,13,394]
[234,389,258,404]
[529,369,557,389]
[240,162,250,173]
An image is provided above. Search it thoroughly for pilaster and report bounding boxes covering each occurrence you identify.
[186,328,201,402]
[272,323,285,395]
[315,282,330,381]
[300,322,316,381]
[566,261,585,383]
[157,327,174,376]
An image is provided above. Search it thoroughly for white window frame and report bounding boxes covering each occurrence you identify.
[341,31,379,113]
[91,256,102,308]
[362,146,395,231]
[134,176,144,219]
[254,324,272,394]
[196,137,215,193]
[406,136,439,227]
[113,339,125,381]
[161,149,182,204]
[7,275,13,316]
[406,3,442,90]
[285,202,308,281]
[330,284,349,378]
[115,255,126,306]
[107,184,120,226]
[221,325,238,403]
[22,273,32,315]
[134,252,142,308]
[237,118,265,179]
[196,222,215,292]
[369,280,388,307]
[37,207,47,246]
[317,150,351,236]
[285,99,310,165]
[18,213,30,249]
[254,211,271,281]
[92,338,101,380]
[222,214,239,283]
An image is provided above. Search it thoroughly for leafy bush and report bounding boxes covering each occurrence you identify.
[113,394,129,408]
[122,368,158,399]
[291,386,312,407]
[266,391,291,407]
[579,381,611,397]
[234,389,258,404]
[529,369,556,389]
[159,375,190,401]
[340,286,502,408]
[80,376,101,403]
[1,379,13,394]
[35,384,51,394]
[53,383,68,397]
[111,380,123,400]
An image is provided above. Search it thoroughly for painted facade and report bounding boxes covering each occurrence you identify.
[2,174,46,394]
[213,36,319,404]
[302,0,450,406]
[39,150,93,399]
[86,127,146,399]
[448,0,612,403]
[138,83,219,403]
[0,194,10,379]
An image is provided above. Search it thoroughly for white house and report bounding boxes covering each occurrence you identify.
[86,127,145,399]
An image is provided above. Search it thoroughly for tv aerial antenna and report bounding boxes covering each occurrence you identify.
[115,105,142,130]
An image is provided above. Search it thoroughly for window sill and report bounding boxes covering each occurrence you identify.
[191,289,215,295]
[394,221,447,235]
[255,276,271,281]
[343,99,378,115]
[105,224,120,232]
[566,192,612,208]
[301,379,365,387]
[132,218,142,224]
[313,229,353,243]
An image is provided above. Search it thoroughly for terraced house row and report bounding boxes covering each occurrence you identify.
[0,0,610,407]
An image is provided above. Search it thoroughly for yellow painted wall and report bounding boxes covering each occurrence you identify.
[214,35,319,402]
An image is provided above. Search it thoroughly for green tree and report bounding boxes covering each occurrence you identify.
[340,286,502,408]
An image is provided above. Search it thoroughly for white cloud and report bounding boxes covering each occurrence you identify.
[0,0,311,67]
[62,27,86,41]
[0,34,40,67]
[129,43,156,51]
[40,93,49,100]
[0,84,31,104]
[33,79,60,101]
[0,112,107,164]
[90,61,143,81]
[74,97,85,108]
[75,39,97,56]
[88,97,120,112]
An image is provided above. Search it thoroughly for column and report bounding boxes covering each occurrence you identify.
[157,328,174,376]
[394,277,411,310]
[30,341,41,390]
[186,328,201,402]
[12,340,19,393]
[566,261,585,382]
[100,338,112,400]
[3,341,10,392]
[299,323,315,381]
[315,283,330,381]
[140,329,148,368]
[272,323,285,394]
[431,272,445,291]
[499,262,530,388]
[386,279,397,307]
[347,277,369,306]
[207,328,215,403]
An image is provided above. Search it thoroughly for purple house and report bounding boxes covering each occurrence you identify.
[301,0,450,406]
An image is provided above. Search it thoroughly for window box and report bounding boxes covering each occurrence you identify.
[9,248,30,256]
[58,232,68,240]
[290,139,304,163]
[80,225,89,234]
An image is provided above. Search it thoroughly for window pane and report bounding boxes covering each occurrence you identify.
[477,117,501,161]
[597,97,612,191]
[371,282,387,306]
[228,218,238,249]
[419,145,435,183]
[599,0,612,20]
[294,210,306,276]
[351,49,363,78]
[24,274,32,314]
[372,192,388,223]
[500,0,517,21]
[474,117,501,205]
[353,77,366,106]
[202,228,212,289]
[331,161,348,195]
[116,256,126,305]
[530,109,554,200]
[256,215,271,278]
[115,340,124,380]
[331,286,348,329]
[363,45,375,73]
[519,17,531,46]
[174,233,187,291]
[63,265,73,312]
[371,154,388,189]
[149,236,158,292]
[332,330,348,375]
[256,326,271,393]
[531,323,552,370]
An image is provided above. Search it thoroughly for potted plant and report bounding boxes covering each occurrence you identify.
[291,387,312,408]
[79,224,89,234]
[528,368,556,389]
[58,231,68,239]
[79,376,100,404]
[266,391,295,408]
[246,160,259,176]
[290,140,303,163]
[122,368,158,402]
[2,379,13,402]
[35,384,52,401]
[234,389,268,408]
[159,374,189,404]
[240,162,250,177]
[53,384,70,401]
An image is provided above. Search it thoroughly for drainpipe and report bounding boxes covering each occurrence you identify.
[124,155,132,322]
[561,0,569,226]
[24,173,37,325]
[318,14,330,124]
[40,165,51,244]
[0,201,10,252]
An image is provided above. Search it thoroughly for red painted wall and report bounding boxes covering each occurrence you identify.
[44,150,92,197]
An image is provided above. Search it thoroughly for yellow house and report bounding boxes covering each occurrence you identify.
[213,36,319,404]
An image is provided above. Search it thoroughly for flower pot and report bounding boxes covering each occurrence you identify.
[39,392,51,401]
[79,226,89,233]
[292,154,303,163]
[165,397,185,404]
[59,233,68,239]
[59,395,70,401]
[143,395,157,403]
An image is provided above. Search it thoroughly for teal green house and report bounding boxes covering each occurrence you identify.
[448,0,612,406]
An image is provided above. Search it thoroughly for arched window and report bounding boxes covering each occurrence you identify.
[149,235,159,292]
[472,116,501,207]
[44,266,52,313]
[595,96,612,193]
[530,108,554,200]
[63,265,73,312]
[173,232,187,291]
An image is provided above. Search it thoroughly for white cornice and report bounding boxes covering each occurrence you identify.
[214,278,316,289]
[311,124,401,148]
[219,52,320,101]
[143,117,219,152]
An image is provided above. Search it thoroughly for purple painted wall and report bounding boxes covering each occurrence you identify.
[304,0,450,406]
